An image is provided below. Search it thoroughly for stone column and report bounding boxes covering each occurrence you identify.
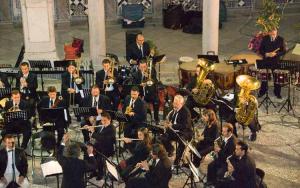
[20,0,58,60]
[202,0,219,55]
[88,0,106,71]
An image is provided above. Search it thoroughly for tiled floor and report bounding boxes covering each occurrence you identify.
[0,12,300,187]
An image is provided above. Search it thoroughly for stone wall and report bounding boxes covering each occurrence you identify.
[0,0,11,23]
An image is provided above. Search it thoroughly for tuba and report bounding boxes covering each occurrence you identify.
[192,58,215,105]
[235,75,261,126]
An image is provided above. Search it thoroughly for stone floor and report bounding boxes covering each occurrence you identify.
[0,12,300,188]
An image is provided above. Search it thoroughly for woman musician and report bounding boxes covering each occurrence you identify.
[118,127,152,180]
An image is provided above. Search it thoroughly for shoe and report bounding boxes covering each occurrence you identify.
[155,120,160,125]
[248,132,257,141]
[276,95,282,99]
[257,93,265,98]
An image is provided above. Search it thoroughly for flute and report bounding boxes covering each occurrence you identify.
[78,125,104,130]
[116,138,143,141]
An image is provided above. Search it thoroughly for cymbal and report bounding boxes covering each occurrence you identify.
[236,75,261,90]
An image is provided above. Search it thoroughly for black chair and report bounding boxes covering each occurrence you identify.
[256,168,265,187]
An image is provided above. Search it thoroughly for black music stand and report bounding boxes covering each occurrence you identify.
[197,55,220,63]
[4,110,28,124]
[110,111,128,157]
[182,158,202,188]
[256,60,276,114]
[39,107,67,135]
[29,60,52,91]
[73,107,98,118]
[0,88,12,99]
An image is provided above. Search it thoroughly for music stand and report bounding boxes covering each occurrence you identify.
[41,157,62,188]
[256,60,276,114]
[182,158,202,188]
[0,88,12,99]
[4,110,28,124]
[73,107,98,118]
[197,55,220,63]
[29,60,52,91]
[53,60,71,70]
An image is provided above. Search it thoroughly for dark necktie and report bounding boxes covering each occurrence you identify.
[70,75,74,88]
[171,110,177,124]
[50,100,54,108]
[140,45,144,57]
[131,99,135,108]
[93,98,98,107]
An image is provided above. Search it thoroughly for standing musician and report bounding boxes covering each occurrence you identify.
[258,28,286,99]
[193,109,220,167]
[126,34,151,66]
[83,112,116,181]
[126,143,172,188]
[119,128,152,180]
[0,73,10,88]
[61,61,85,107]
[160,94,193,166]
[2,90,32,149]
[37,86,68,146]
[0,134,29,188]
[133,59,160,124]
[122,86,147,139]
[80,85,111,143]
[95,58,120,111]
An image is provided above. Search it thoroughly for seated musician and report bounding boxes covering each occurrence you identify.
[95,58,120,111]
[206,123,236,186]
[126,143,172,188]
[219,140,256,188]
[133,59,160,125]
[61,61,85,108]
[0,134,29,188]
[2,90,31,149]
[0,72,10,88]
[126,34,151,66]
[119,127,152,179]
[160,94,193,166]
[80,85,111,143]
[58,133,97,188]
[37,86,68,146]
[193,109,220,167]
[185,65,216,120]
[83,112,116,181]
[122,86,147,139]
[16,62,38,117]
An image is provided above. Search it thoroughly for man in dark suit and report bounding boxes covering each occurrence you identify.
[126,143,172,188]
[122,86,147,138]
[2,90,32,149]
[95,58,120,111]
[80,85,111,143]
[0,73,10,88]
[37,86,68,146]
[0,134,29,188]
[126,34,151,65]
[160,94,193,165]
[57,133,97,188]
[206,123,236,186]
[61,61,85,107]
[220,140,256,188]
[258,28,286,99]
[84,112,116,180]
[133,59,160,124]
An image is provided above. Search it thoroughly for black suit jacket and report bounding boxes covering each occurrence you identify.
[126,42,150,63]
[4,100,31,118]
[91,124,116,157]
[16,72,38,98]
[57,145,97,188]
[61,72,84,98]
[0,73,10,88]
[132,69,158,99]
[218,136,236,164]
[122,96,147,124]
[167,105,193,139]
[95,69,118,90]
[81,95,111,111]
[0,148,28,178]
[145,156,172,188]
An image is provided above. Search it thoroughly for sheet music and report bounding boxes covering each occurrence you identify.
[223,93,234,101]
[106,161,119,181]
[292,43,300,55]
[41,160,62,177]
[64,109,68,121]
[79,90,84,98]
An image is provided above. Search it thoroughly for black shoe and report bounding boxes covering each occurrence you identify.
[276,95,282,99]
[258,93,265,98]
[249,132,257,141]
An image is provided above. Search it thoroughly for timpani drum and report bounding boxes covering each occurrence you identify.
[274,69,289,85]
[247,64,272,82]
[229,53,262,74]
[178,57,197,87]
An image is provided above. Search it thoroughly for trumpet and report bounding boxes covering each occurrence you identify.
[144,57,154,86]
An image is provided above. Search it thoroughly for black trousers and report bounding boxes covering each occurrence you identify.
[207,158,227,184]
[259,75,281,96]
[144,96,160,122]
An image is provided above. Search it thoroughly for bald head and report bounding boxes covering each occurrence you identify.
[136,34,145,46]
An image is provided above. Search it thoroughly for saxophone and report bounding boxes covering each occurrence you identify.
[192,58,215,105]
[235,75,261,126]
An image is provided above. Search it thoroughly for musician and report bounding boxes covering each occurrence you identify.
[185,65,216,120]
[126,143,172,188]
[2,90,31,149]
[122,86,147,138]
[258,28,286,99]
[119,128,152,179]
[133,59,160,124]
[37,86,68,146]
[83,112,116,180]
[0,134,29,188]
[95,58,120,111]
[160,94,193,166]
[206,123,236,186]
[193,109,220,167]
[0,73,10,88]
[219,140,256,188]
[126,34,151,65]
[58,134,97,188]
[80,85,111,143]
[61,61,85,107]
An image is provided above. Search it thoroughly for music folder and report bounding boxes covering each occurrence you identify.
[152,54,166,63]
[73,107,98,117]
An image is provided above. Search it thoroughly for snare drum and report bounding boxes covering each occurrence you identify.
[274,70,289,85]
[258,69,272,82]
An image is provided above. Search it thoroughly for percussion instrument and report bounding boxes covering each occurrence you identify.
[178,57,197,87]
[230,53,262,74]
[248,64,258,77]
[247,65,272,82]
[273,69,289,85]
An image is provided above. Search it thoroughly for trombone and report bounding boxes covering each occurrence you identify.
[105,59,115,92]
[144,57,154,86]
